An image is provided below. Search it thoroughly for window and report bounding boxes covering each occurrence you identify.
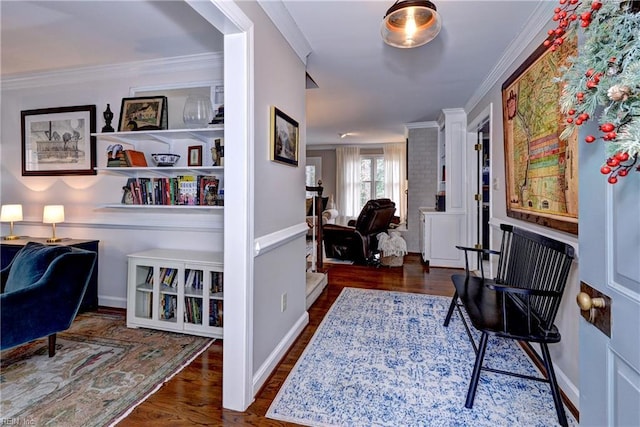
[360,155,384,209]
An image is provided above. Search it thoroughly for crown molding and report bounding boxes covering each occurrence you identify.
[465,1,557,114]
[257,0,312,65]
[405,121,439,130]
[1,52,223,91]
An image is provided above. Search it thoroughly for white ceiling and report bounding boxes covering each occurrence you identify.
[1,0,546,146]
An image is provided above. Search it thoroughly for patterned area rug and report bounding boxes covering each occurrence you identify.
[267,288,578,427]
[1,311,213,426]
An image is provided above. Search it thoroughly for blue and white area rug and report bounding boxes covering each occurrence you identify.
[267,288,578,427]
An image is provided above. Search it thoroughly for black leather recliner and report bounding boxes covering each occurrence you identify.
[323,198,396,264]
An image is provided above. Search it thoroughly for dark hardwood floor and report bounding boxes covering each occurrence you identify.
[117,254,456,426]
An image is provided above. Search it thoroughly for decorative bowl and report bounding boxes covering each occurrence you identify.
[151,153,180,167]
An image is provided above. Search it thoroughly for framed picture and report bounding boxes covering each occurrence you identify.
[118,96,167,131]
[270,106,299,167]
[21,105,97,176]
[188,145,203,166]
[501,38,579,235]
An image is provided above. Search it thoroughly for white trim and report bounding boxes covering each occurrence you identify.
[1,53,223,90]
[404,121,439,130]
[252,311,309,396]
[254,223,309,257]
[98,295,127,309]
[465,2,557,114]
[257,0,312,65]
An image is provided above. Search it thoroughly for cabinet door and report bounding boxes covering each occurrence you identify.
[183,263,223,337]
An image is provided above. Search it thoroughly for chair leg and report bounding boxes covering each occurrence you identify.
[540,343,568,427]
[48,334,56,357]
[443,291,458,327]
[465,332,488,409]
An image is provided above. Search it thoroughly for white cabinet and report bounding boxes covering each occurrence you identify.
[419,208,466,268]
[93,127,224,210]
[127,249,224,338]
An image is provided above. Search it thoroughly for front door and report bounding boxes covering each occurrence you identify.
[578,121,640,426]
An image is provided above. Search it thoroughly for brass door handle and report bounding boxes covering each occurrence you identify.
[576,291,606,311]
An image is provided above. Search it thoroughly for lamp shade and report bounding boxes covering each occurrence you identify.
[1,204,23,222]
[43,205,65,224]
[381,0,442,48]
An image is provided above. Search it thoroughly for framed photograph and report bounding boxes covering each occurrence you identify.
[21,105,97,176]
[188,145,203,166]
[501,38,579,235]
[270,106,299,167]
[118,96,167,131]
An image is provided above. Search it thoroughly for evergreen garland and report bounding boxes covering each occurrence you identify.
[545,0,640,183]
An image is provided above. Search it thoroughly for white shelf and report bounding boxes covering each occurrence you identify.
[92,126,223,145]
[95,166,223,177]
[98,204,223,211]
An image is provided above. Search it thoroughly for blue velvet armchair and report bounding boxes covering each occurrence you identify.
[1,242,97,356]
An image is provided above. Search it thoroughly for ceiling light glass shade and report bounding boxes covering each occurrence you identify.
[381,0,442,48]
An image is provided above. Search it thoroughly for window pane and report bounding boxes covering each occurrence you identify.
[376,158,384,181]
[375,181,385,199]
[361,183,371,207]
[360,158,371,181]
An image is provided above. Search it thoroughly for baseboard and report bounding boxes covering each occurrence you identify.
[99,295,127,309]
[253,311,309,396]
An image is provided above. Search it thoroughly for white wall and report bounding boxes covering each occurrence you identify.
[466,13,580,407]
[1,54,224,308]
[234,1,309,394]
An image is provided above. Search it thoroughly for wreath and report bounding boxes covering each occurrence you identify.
[544,0,640,184]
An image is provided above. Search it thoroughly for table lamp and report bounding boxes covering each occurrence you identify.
[43,205,65,243]
[1,204,23,240]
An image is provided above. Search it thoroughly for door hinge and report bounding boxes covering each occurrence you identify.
[474,194,482,201]
[474,143,482,151]
[474,243,483,249]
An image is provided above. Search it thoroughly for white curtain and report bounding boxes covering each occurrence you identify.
[383,142,407,222]
[336,146,361,219]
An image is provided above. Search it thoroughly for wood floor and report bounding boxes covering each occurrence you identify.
[117,254,456,426]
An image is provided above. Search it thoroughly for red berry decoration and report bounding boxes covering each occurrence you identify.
[568,109,576,115]
[591,1,602,10]
[585,135,596,143]
[619,169,628,177]
[567,117,574,123]
[615,152,629,161]
[578,113,589,121]
[608,176,618,184]
[601,166,611,174]
[600,123,615,132]
[607,158,620,167]
[606,131,617,140]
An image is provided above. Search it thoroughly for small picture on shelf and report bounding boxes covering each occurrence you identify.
[211,138,224,166]
[188,145,202,166]
[118,96,168,131]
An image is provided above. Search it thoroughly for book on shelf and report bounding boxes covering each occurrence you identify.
[177,175,197,205]
[121,175,223,206]
[199,175,219,206]
[160,294,177,320]
[123,149,148,167]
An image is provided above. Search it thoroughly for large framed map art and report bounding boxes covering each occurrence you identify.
[502,37,578,235]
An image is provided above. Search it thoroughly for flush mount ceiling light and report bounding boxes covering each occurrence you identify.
[381,0,442,48]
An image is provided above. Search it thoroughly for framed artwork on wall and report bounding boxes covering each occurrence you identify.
[501,38,579,235]
[270,106,299,167]
[118,96,167,131]
[21,105,97,176]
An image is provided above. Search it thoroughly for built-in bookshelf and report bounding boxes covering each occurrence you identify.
[93,128,224,210]
[127,249,223,338]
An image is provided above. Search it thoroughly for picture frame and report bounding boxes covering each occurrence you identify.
[118,96,167,132]
[501,39,579,235]
[21,105,97,176]
[188,145,203,166]
[270,106,299,167]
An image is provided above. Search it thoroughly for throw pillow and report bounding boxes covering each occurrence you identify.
[4,242,72,293]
